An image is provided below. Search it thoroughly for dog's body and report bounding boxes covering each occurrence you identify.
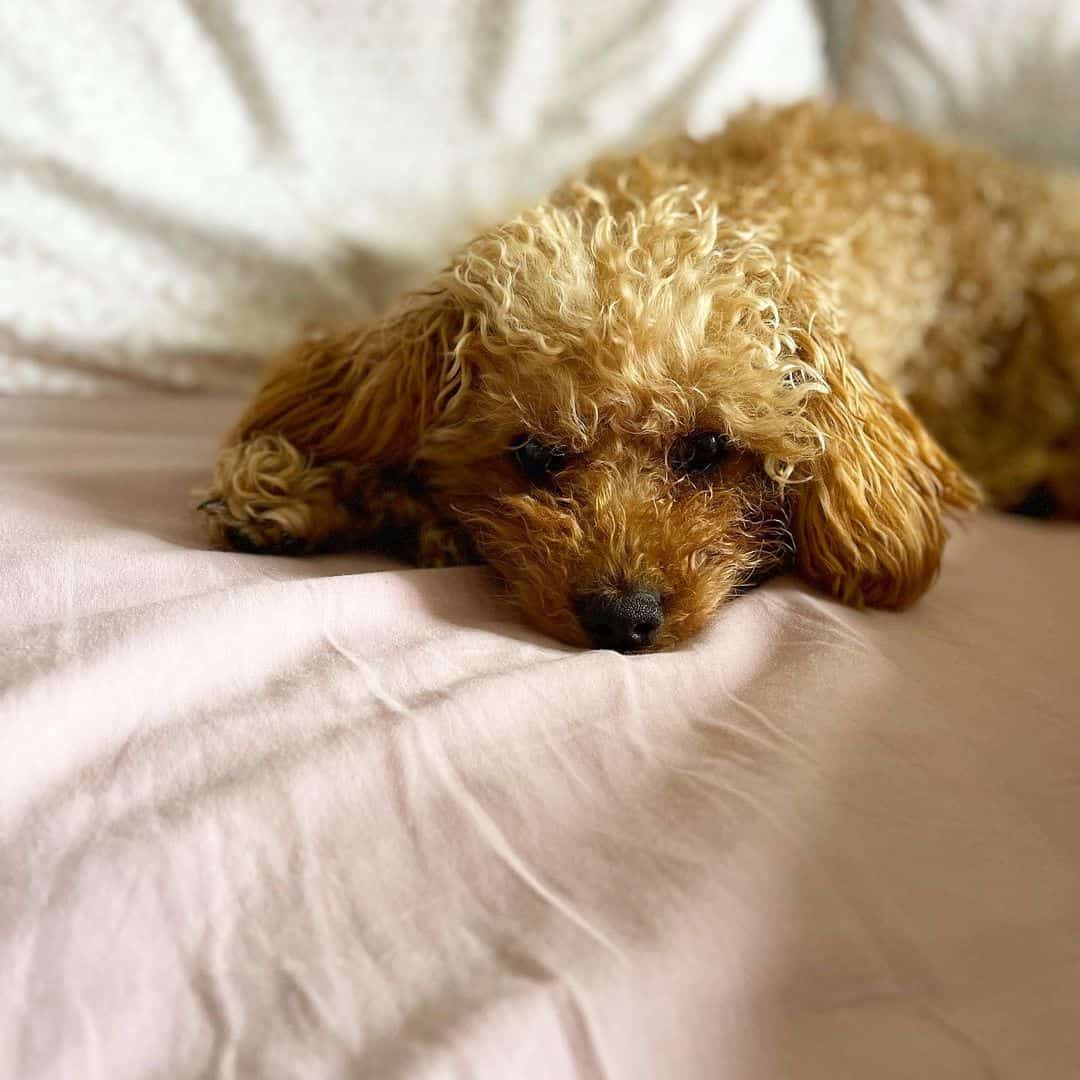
[202,102,1080,651]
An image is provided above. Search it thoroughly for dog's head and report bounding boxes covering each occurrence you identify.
[351,188,979,650]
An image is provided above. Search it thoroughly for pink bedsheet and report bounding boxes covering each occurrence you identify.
[2,396,1079,1079]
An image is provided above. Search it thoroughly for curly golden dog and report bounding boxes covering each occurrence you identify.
[200,102,1080,652]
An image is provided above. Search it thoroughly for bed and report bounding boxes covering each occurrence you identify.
[4,395,1079,1078]
[3,4,1079,1077]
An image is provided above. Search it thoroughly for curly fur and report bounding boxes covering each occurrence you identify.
[200,101,1079,650]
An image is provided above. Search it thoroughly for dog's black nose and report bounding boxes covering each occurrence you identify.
[576,589,664,653]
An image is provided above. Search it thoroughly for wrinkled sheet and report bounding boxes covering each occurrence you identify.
[2,396,1079,1079]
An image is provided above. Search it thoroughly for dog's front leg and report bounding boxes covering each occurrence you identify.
[200,435,476,564]
[199,433,360,555]
[345,465,478,567]
[200,290,477,560]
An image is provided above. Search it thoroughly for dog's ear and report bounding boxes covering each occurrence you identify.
[232,286,469,464]
[788,324,981,609]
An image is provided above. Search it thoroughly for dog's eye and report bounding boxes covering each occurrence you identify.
[509,435,567,483]
[670,431,730,475]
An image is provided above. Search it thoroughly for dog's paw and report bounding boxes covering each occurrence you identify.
[197,497,308,556]
[223,523,307,556]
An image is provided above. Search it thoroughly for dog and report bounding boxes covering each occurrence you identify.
[200,101,1079,652]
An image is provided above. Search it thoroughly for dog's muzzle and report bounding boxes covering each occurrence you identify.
[575,588,664,653]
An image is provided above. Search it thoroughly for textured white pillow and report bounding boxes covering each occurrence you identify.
[0,1,827,394]
[845,0,1080,167]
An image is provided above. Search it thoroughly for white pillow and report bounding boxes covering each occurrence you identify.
[0,1,827,394]
[845,0,1080,167]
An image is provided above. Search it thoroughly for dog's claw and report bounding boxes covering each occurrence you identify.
[197,498,227,513]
